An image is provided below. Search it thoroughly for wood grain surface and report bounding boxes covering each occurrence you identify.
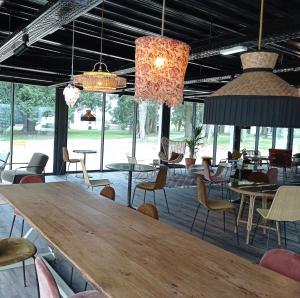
[1,181,300,298]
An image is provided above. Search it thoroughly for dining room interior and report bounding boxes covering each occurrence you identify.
[1,0,300,297]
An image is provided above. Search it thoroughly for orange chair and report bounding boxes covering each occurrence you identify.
[137,203,159,219]
[100,186,115,201]
[248,172,269,183]
[269,149,292,181]
[9,175,44,237]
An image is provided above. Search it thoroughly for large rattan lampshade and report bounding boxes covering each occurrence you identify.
[204,51,300,128]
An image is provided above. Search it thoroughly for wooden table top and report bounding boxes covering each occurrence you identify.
[229,181,279,198]
[1,182,300,298]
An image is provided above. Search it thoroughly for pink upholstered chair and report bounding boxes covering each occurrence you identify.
[267,168,278,184]
[9,175,45,237]
[260,249,300,283]
[203,160,227,198]
[35,257,107,298]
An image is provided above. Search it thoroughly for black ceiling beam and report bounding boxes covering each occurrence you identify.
[0,0,104,63]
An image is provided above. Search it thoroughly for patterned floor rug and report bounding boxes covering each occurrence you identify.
[166,173,197,188]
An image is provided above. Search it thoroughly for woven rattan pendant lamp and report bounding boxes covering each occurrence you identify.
[134,0,190,107]
[74,1,126,92]
[204,0,300,128]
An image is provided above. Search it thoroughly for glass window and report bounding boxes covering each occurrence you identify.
[67,92,102,171]
[195,102,204,127]
[135,101,162,164]
[293,129,300,153]
[258,127,273,156]
[275,128,288,149]
[103,94,134,166]
[216,125,234,163]
[0,82,12,155]
[240,127,256,151]
[13,84,55,173]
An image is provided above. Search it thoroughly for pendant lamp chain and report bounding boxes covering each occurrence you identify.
[258,0,264,50]
[99,0,105,68]
[71,20,75,79]
[161,0,166,36]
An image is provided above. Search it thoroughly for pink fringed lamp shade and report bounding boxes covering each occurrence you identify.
[134,36,190,107]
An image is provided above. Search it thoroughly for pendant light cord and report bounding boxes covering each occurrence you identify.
[258,0,264,50]
[99,0,105,68]
[71,20,75,80]
[161,0,166,36]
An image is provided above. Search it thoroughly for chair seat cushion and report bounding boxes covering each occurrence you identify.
[207,200,235,211]
[136,182,156,191]
[0,238,36,266]
[71,290,107,298]
[90,179,111,187]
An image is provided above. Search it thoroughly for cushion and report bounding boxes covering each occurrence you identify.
[27,153,49,174]
[170,152,180,161]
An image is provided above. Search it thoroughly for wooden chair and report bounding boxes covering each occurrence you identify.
[9,175,45,238]
[137,203,159,220]
[260,249,300,283]
[35,257,107,298]
[0,238,37,288]
[60,147,80,178]
[131,165,169,213]
[191,177,239,245]
[100,186,115,201]
[252,186,300,247]
[80,160,111,191]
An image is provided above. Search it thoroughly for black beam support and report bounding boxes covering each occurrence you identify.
[9,83,15,169]
[53,87,68,175]
[100,93,106,171]
[287,128,293,150]
[160,104,170,154]
[233,126,241,152]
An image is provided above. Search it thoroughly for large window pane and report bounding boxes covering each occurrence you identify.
[258,127,273,156]
[293,129,300,153]
[103,94,134,166]
[240,127,256,151]
[13,84,55,173]
[216,125,234,163]
[0,82,12,155]
[67,92,102,171]
[135,101,162,164]
[275,128,288,149]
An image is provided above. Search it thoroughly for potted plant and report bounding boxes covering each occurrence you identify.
[185,126,204,168]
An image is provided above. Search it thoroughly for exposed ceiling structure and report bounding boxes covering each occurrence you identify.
[0,0,300,101]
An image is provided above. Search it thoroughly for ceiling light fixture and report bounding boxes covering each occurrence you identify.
[220,46,247,56]
[134,0,190,107]
[63,21,80,108]
[74,0,126,92]
[204,0,300,128]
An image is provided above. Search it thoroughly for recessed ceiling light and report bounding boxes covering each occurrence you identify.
[220,46,247,56]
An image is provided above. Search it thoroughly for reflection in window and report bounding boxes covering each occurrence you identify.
[258,127,273,156]
[13,84,55,173]
[240,127,256,151]
[216,125,234,163]
[293,129,300,154]
[275,128,288,149]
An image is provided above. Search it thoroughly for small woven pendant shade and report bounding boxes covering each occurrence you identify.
[204,51,300,128]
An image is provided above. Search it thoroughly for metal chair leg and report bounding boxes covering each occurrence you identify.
[33,256,40,298]
[202,210,210,240]
[84,281,88,291]
[21,218,25,237]
[294,222,300,245]
[153,191,156,206]
[208,183,212,195]
[233,208,239,246]
[59,161,65,175]
[267,221,272,249]
[22,260,27,287]
[143,190,146,203]
[221,183,224,199]
[9,214,16,237]
[131,186,137,205]
[223,211,225,232]
[163,188,169,213]
[190,203,200,232]
[251,215,261,245]
[70,266,74,285]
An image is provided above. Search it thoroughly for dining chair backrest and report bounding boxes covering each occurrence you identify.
[20,175,45,184]
[80,160,91,186]
[35,257,60,298]
[0,152,10,171]
[27,153,49,174]
[127,155,137,164]
[260,249,300,283]
[213,164,225,177]
[248,172,269,183]
[137,203,159,219]
[62,147,70,163]
[100,186,115,201]
[266,186,300,221]
[267,168,278,184]
[203,160,212,181]
[196,177,209,208]
[155,165,168,189]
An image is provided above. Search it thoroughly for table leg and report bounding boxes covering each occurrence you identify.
[237,194,245,227]
[261,197,267,234]
[127,171,133,208]
[246,195,255,245]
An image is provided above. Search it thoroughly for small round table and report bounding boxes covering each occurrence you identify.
[106,163,155,208]
[229,181,279,244]
[73,149,97,166]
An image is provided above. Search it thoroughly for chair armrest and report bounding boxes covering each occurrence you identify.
[14,165,45,172]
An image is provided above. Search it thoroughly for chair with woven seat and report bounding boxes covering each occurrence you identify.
[252,186,300,247]
[137,203,159,220]
[159,136,185,165]
[191,177,239,245]
[9,175,45,238]
[100,186,115,201]
[1,152,48,184]
[132,165,169,213]
[81,160,111,191]
[0,238,37,288]
[60,147,80,178]
[35,257,107,298]
[260,249,300,283]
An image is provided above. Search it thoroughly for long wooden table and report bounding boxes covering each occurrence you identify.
[1,182,300,297]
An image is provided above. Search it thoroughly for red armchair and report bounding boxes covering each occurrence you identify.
[268,149,292,181]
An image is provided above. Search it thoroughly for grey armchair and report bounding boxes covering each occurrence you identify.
[1,153,49,184]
